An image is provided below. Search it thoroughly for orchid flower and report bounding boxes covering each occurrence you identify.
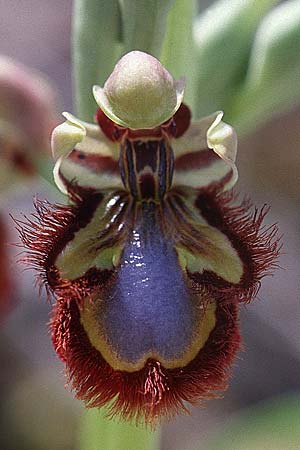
[18,51,279,425]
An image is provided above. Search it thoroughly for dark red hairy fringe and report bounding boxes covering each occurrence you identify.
[193,188,281,304]
[14,192,103,298]
[51,294,240,426]
[15,189,280,425]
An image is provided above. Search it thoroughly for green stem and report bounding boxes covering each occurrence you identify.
[160,0,197,112]
[121,0,175,57]
[72,0,123,121]
[78,408,161,450]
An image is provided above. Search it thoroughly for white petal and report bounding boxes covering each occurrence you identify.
[173,112,238,191]
[207,112,238,189]
[51,113,86,161]
[51,112,121,194]
[53,156,68,195]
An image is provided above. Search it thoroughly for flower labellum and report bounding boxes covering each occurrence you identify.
[18,51,279,424]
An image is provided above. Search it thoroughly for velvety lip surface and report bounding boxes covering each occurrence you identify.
[92,202,201,367]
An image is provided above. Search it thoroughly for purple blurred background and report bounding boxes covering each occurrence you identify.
[1,1,299,449]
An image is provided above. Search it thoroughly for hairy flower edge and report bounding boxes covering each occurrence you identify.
[15,189,280,425]
[51,295,240,425]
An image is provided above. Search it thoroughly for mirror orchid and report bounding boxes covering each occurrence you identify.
[18,51,279,425]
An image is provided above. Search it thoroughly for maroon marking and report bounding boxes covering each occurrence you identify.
[95,103,192,143]
[58,172,100,200]
[203,169,234,192]
[51,294,240,425]
[133,140,159,173]
[17,155,280,425]
[15,193,103,292]
[175,149,219,171]
[127,127,163,139]
[162,188,279,304]
[95,108,126,142]
[139,173,156,199]
[172,103,191,138]
[68,149,119,174]
[126,103,191,140]
[193,189,280,299]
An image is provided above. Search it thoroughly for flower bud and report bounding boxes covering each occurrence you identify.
[93,51,185,129]
[0,56,59,190]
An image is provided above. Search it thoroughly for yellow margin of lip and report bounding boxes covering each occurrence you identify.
[80,298,217,373]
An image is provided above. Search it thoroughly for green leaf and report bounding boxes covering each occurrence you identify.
[121,0,175,58]
[161,0,198,112]
[226,0,300,134]
[192,0,280,119]
[191,394,300,450]
[72,0,123,121]
[77,408,161,450]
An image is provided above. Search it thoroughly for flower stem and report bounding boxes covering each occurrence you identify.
[72,0,122,121]
[121,0,175,57]
[78,408,161,450]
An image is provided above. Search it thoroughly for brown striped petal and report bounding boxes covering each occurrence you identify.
[52,113,121,195]
[173,112,237,191]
